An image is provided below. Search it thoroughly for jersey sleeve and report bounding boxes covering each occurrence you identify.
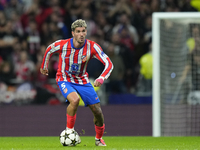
[92,43,114,80]
[41,40,62,69]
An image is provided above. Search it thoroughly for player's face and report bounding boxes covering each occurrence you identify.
[72,27,87,44]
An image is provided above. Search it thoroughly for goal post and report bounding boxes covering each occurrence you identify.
[153,12,200,137]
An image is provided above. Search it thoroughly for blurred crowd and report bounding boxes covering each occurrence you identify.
[0,0,198,104]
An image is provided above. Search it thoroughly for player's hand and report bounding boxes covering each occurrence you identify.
[94,77,104,87]
[40,68,49,76]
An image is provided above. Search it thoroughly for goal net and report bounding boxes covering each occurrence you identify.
[153,12,200,137]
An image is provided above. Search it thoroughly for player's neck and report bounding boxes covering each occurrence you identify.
[73,39,85,49]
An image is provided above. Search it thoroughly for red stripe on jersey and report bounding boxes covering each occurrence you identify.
[101,57,113,78]
[92,43,113,79]
[95,43,103,51]
[92,43,106,65]
[65,40,72,82]
[41,40,62,69]
[79,43,88,84]
[55,39,71,82]
[71,48,80,84]
[56,43,64,82]
[41,46,51,69]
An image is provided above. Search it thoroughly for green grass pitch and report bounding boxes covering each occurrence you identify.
[0,136,200,150]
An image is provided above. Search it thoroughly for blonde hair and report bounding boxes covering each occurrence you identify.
[71,19,87,31]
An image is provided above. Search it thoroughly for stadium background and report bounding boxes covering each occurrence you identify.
[0,0,199,136]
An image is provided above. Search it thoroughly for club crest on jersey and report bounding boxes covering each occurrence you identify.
[81,55,87,62]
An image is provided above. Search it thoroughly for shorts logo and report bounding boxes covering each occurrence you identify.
[64,88,68,93]
[95,97,98,100]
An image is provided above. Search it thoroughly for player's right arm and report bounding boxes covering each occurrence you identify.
[40,40,62,76]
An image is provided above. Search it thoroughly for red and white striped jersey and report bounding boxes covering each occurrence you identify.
[41,38,113,84]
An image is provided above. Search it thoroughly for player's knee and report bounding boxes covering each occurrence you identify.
[71,97,80,107]
[90,104,102,116]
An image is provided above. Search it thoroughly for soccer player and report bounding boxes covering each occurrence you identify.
[40,19,113,146]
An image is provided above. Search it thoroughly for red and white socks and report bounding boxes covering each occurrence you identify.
[66,114,105,141]
[95,124,105,140]
[66,114,76,130]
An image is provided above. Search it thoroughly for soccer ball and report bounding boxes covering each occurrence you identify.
[59,129,81,146]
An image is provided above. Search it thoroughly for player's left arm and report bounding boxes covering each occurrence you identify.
[92,43,114,87]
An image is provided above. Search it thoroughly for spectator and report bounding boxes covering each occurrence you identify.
[24,20,40,63]
[65,0,83,22]
[40,21,51,45]
[14,50,35,82]
[106,43,127,93]
[150,0,160,12]
[47,12,70,39]
[94,10,112,41]
[10,42,22,64]
[142,15,152,54]
[0,20,19,60]
[181,0,198,12]
[0,10,6,26]
[111,32,139,92]
[96,1,111,17]
[10,11,24,36]
[119,26,135,52]
[110,33,133,70]
[108,0,132,25]
[130,1,151,38]
[0,61,14,85]
[112,13,139,46]
[81,8,97,38]
[35,45,48,83]
[20,0,33,12]
[4,0,24,19]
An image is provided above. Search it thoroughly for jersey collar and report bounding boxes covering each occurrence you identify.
[70,38,86,50]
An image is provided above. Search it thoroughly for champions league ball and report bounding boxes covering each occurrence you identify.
[60,129,81,146]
